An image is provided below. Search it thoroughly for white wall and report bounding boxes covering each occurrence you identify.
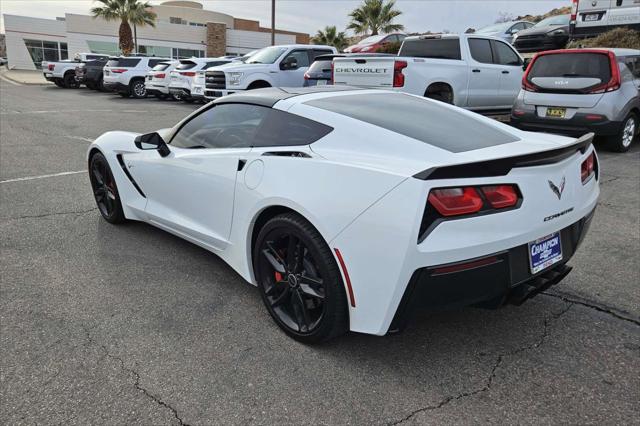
[226,29,296,55]
[3,14,67,70]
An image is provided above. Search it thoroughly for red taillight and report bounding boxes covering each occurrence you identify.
[180,71,196,77]
[110,68,127,73]
[48,64,55,71]
[155,73,165,79]
[581,152,595,184]
[570,0,579,22]
[480,185,519,209]
[428,187,483,217]
[587,51,620,93]
[393,60,407,87]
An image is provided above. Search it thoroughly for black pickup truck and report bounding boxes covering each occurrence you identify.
[75,57,109,90]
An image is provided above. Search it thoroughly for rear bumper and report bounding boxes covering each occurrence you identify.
[511,112,621,137]
[390,208,596,332]
[43,74,57,82]
[145,82,169,95]
[103,81,128,93]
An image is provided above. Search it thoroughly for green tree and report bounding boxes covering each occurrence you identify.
[91,0,156,55]
[312,26,349,51]
[347,0,404,36]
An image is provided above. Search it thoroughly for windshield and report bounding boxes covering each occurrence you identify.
[476,22,512,34]
[534,15,570,27]
[246,47,288,64]
[357,35,386,45]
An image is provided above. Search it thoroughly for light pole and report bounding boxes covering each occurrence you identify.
[271,0,275,46]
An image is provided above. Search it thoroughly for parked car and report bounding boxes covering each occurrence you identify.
[75,57,109,90]
[570,0,640,39]
[344,33,407,53]
[333,34,525,110]
[475,20,534,44]
[511,48,640,152]
[43,52,110,88]
[168,57,232,102]
[203,44,336,99]
[103,56,170,98]
[87,86,599,342]
[0,57,7,66]
[304,53,394,86]
[144,60,178,99]
[513,15,571,53]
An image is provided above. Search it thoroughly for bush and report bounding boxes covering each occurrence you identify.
[567,28,640,50]
[375,41,402,54]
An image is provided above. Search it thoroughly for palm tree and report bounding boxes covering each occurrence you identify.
[91,0,156,55]
[312,26,348,51]
[347,0,404,36]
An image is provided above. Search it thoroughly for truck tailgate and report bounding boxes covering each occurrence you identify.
[333,57,395,88]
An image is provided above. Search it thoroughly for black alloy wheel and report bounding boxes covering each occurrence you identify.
[254,213,348,343]
[63,73,79,88]
[89,152,125,224]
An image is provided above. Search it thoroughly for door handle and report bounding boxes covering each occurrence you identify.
[502,70,510,74]
[472,69,481,73]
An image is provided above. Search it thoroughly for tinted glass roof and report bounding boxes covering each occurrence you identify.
[304,93,519,153]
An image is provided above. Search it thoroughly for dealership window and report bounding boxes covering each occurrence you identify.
[170,17,186,25]
[139,45,171,58]
[87,40,120,56]
[24,39,68,69]
[172,48,204,59]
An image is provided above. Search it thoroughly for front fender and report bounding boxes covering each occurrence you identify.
[240,73,275,89]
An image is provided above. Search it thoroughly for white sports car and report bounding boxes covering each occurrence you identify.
[87,87,599,343]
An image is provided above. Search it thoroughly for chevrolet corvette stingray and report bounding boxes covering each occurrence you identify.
[87,87,599,343]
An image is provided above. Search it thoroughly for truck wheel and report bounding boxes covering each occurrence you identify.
[96,77,105,92]
[54,79,64,88]
[608,113,638,153]
[86,82,96,90]
[130,79,147,99]
[63,73,79,89]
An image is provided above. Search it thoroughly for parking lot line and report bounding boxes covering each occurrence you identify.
[0,170,85,184]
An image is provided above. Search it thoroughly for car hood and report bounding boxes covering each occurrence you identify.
[206,63,271,73]
[516,25,568,37]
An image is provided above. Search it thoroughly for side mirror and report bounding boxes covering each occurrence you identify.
[134,132,170,157]
[280,56,298,70]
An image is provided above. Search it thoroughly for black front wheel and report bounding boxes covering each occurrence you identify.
[253,213,348,343]
[89,152,126,224]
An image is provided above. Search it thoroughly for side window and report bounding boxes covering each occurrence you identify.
[626,57,640,78]
[148,59,166,67]
[492,40,522,66]
[284,50,310,68]
[510,23,524,32]
[170,104,269,149]
[387,35,400,43]
[253,109,333,147]
[469,38,493,64]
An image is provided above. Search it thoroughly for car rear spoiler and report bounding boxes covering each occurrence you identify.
[413,133,594,180]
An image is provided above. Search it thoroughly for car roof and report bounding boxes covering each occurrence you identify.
[213,86,364,108]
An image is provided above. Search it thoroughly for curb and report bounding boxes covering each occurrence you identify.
[0,67,51,86]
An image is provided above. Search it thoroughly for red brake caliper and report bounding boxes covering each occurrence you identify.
[274,271,283,283]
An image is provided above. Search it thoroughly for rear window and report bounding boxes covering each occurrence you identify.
[399,39,461,60]
[254,109,333,147]
[107,58,141,68]
[305,93,518,153]
[308,59,333,73]
[529,53,611,82]
[152,63,171,71]
[176,61,196,70]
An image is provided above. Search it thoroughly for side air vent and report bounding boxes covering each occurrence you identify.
[262,151,312,158]
[116,154,146,197]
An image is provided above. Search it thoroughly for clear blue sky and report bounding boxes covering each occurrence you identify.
[1,0,570,35]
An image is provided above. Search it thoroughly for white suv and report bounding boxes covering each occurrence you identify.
[168,57,232,102]
[145,60,178,100]
[103,56,170,98]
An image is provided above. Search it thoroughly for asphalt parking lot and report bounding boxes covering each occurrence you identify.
[1,79,639,425]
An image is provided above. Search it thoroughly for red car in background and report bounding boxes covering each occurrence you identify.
[343,33,407,53]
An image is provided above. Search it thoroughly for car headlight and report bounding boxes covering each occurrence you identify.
[228,72,243,86]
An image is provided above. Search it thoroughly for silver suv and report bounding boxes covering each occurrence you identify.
[511,48,640,152]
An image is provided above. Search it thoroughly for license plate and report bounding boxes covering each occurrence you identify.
[584,13,600,21]
[316,79,328,86]
[528,232,562,274]
[546,107,566,118]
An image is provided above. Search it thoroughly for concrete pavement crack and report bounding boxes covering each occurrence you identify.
[388,303,573,425]
[4,208,96,221]
[542,291,640,326]
[82,326,190,426]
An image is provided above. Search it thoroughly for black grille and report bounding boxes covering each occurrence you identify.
[205,71,226,90]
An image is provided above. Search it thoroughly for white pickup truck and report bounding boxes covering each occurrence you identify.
[43,53,110,88]
[204,44,336,99]
[333,34,526,111]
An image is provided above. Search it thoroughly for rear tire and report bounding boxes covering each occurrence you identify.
[89,152,126,224]
[253,213,348,344]
[607,113,637,153]
[63,73,79,89]
[53,79,64,88]
[130,79,147,99]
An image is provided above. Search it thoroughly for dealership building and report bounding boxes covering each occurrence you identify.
[2,0,310,70]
